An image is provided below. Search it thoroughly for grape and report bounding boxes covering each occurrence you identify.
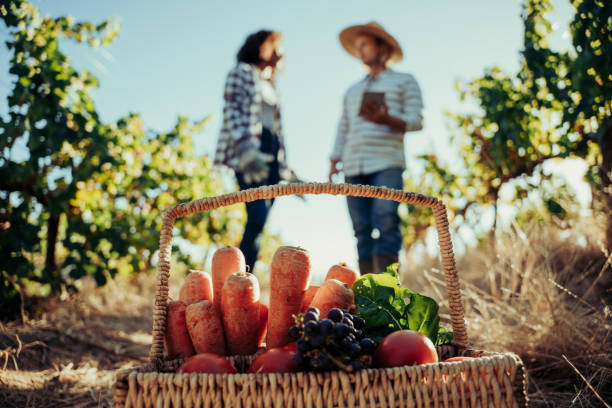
[341,333,356,349]
[319,319,333,335]
[310,334,325,348]
[303,311,319,323]
[304,320,319,336]
[319,352,333,370]
[288,326,300,339]
[296,338,310,353]
[327,308,344,322]
[352,316,365,330]
[359,338,376,353]
[348,343,362,358]
[306,306,320,315]
[333,323,351,339]
[289,310,375,374]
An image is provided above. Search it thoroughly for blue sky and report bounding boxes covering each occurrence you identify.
[0,1,580,281]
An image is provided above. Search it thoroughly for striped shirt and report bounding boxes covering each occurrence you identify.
[330,69,424,177]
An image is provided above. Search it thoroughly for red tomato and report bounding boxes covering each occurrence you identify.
[444,356,474,363]
[248,348,301,374]
[373,330,438,368]
[177,353,237,374]
[282,341,297,352]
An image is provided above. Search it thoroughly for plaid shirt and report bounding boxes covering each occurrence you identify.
[214,63,289,178]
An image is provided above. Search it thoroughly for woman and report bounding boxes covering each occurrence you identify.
[214,30,295,271]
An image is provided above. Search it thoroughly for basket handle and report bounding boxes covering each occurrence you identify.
[148,182,468,363]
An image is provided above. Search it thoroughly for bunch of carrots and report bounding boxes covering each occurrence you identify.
[164,245,359,361]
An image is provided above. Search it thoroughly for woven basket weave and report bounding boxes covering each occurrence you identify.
[113,182,528,407]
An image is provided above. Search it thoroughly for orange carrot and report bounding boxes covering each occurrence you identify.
[325,263,359,287]
[179,270,214,306]
[267,246,311,349]
[257,303,268,348]
[212,246,246,312]
[300,285,320,313]
[221,272,261,355]
[310,278,354,319]
[164,300,195,359]
[185,300,226,355]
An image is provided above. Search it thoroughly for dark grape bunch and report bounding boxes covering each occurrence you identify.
[288,306,377,372]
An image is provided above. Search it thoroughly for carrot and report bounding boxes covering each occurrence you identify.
[325,262,359,287]
[211,246,246,313]
[221,272,261,355]
[310,278,355,319]
[300,285,320,313]
[267,246,311,349]
[164,300,195,359]
[185,300,226,355]
[179,269,214,306]
[257,303,268,348]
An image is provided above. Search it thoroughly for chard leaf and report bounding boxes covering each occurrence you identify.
[352,263,443,344]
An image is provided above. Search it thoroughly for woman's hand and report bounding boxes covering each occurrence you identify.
[237,150,274,184]
[329,159,342,183]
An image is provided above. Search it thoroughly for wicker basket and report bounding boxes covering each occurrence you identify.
[113,182,528,407]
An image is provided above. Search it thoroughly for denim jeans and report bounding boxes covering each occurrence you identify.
[235,128,279,271]
[345,167,404,261]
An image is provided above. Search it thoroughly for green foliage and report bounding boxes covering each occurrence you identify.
[523,0,611,131]
[400,0,610,251]
[0,1,242,317]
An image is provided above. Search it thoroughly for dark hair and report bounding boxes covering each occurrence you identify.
[236,30,273,65]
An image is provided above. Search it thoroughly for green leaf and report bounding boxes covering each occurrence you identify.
[352,263,442,344]
[435,326,454,346]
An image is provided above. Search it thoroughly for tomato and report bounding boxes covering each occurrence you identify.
[248,348,301,374]
[282,341,297,352]
[441,356,482,387]
[444,356,474,363]
[373,330,438,368]
[177,353,237,374]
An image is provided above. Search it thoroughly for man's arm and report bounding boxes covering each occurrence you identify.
[397,74,424,132]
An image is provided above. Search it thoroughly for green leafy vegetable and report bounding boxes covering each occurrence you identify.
[435,326,454,346]
[352,263,445,344]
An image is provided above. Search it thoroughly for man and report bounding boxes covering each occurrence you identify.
[329,22,424,275]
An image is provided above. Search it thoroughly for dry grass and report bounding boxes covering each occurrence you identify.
[0,272,157,407]
[401,220,612,407]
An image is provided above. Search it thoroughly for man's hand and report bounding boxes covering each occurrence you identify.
[359,102,407,132]
[359,101,389,124]
[329,159,342,183]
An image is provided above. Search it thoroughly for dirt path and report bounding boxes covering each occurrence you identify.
[1,274,156,408]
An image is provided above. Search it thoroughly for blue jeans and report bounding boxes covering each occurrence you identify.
[345,168,404,261]
[235,128,279,271]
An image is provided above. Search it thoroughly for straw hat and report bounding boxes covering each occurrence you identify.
[339,22,403,64]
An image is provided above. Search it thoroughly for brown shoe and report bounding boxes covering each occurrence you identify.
[374,253,399,273]
[358,258,374,275]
